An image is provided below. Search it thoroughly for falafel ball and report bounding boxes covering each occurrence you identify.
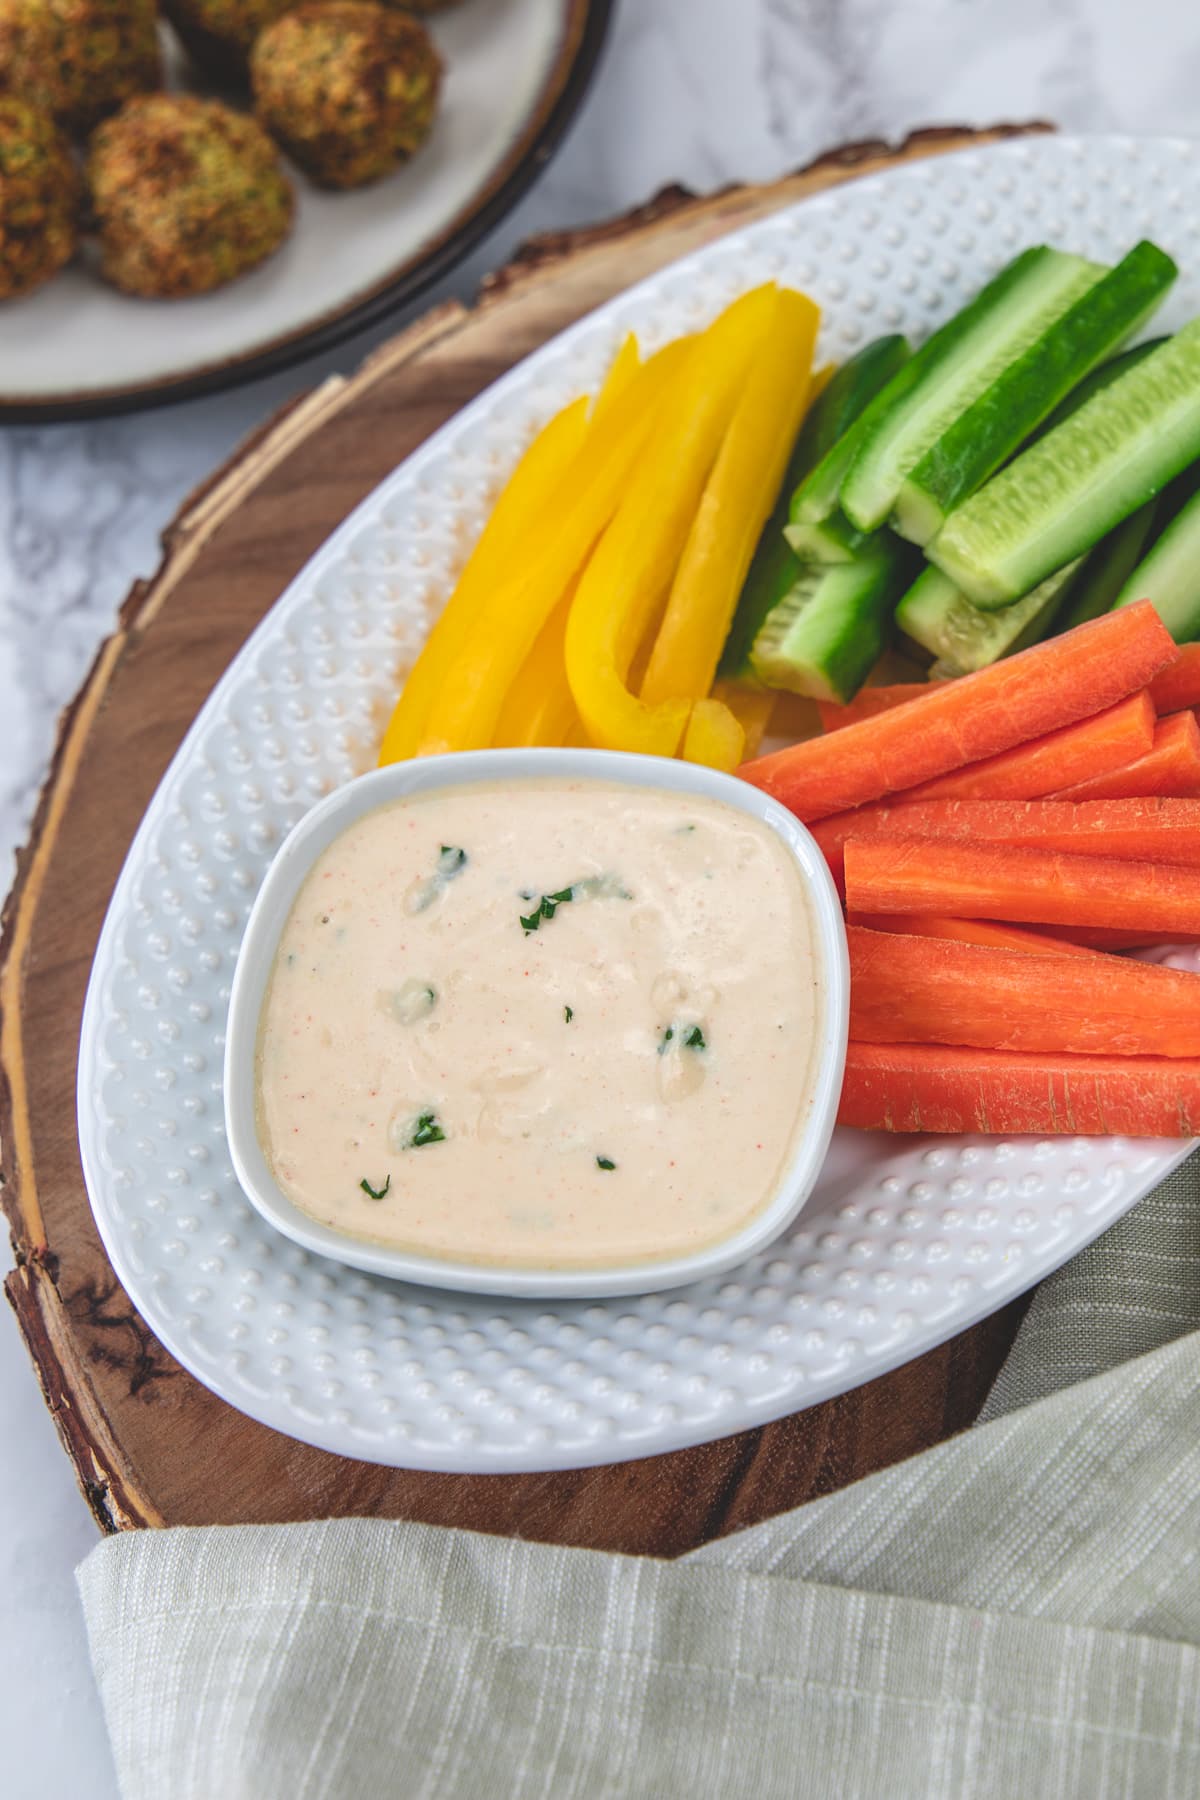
[0,97,79,298]
[0,0,161,138]
[160,0,295,78]
[87,93,294,297]
[251,2,442,190]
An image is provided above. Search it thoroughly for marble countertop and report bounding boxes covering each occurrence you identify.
[4,0,1199,1791]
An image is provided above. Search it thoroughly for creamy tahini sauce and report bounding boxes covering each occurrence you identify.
[255,779,822,1269]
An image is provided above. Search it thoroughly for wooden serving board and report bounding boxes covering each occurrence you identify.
[1,123,1047,1554]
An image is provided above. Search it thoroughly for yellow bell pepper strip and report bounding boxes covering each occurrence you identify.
[590,332,641,422]
[682,698,746,771]
[417,338,690,755]
[641,287,821,707]
[489,341,644,749]
[564,284,779,756]
[709,679,776,759]
[378,393,590,764]
[492,587,578,747]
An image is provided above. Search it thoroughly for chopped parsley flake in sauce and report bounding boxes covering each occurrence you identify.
[596,1156,616,1171]
[408,1111,446,1148]
[520,874,632,934]
[359,1174,391,1200]
[564,1005,574,1023]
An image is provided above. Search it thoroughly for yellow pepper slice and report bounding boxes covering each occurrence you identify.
[564,284,778,756]
[418,338,690,755]
[682,698,746,771]
[709,679,776,759]
[489,339,646,749]
[591,332,641,423]
[492,588,577,747]
[641,287,820,706]
[378,394,590,764]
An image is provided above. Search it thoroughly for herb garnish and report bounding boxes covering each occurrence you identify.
[684,1025,706,1050]
[439,846,468,875]
[520,874,632,934]
[409,1111,446,1148]
[659,1023,707,1054]
[360,1174,391,1200]
[564,1005,574,1023]
[596,1156,616,1171]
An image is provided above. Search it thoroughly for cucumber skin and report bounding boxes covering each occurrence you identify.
[929,318,1200,608]
[749,541,910,704]
[1115,483,1200,640]
[720,337,910,679]
[894,241,1177,546]
[1034,336,1166,439]
[784,508,872,562]
[840,247,1103,533]
[787,336,912,528]
[897,560,1078,672]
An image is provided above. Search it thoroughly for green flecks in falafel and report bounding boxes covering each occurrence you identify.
[251,2,442,191]
[0,96,79,298]
[0,0,161,139]
[86,93,294,298]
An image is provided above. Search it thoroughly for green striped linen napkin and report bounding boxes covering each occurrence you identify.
[78,1154,1200,1799]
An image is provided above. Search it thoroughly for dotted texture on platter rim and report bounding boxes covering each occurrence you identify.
[79,136,1200,1472]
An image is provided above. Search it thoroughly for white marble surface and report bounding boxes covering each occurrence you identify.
[3,0,1200,1792]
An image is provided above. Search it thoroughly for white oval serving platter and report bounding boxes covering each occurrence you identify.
[78,133,1200,1473]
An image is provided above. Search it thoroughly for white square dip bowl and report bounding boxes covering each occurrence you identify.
[223,747,849,1297]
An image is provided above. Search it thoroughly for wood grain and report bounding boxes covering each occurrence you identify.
[1,124,1045,1551]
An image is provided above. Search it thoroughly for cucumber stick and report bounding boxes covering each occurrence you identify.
[720,336,909,679]
[749,540,909,703]
[786,336,911,531]
[838,246,1105,533]
[929,318,1200,608]
[1056,501,1159,631]
[1115,483,1200,639]
[896,560,1079,673]
[893,241,1177,545]
[785,507,872,562]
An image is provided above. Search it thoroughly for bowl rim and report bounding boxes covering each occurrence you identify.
[223,746,850,1298]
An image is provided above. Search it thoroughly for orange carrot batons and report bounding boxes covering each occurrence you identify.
[843,837,1200,938]
[846,925,1200,1057]
[738,602,1175,821]
[1052,711,1200,800]
[838,1041,1200,1136]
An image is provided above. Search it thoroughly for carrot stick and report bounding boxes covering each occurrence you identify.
[847,925,1200,1056]
[1052,711,1200,800]
[821,644,1200,730]
[814,796,1200,887]
[844,837,1200,936]
[845,912,1100,957]
[891,693,1155,804]
[1027,922,1200,950]
[737,602,1175,821]
[1149,644,1200,714]
[816,683,929,732]
[838,1041,1200,1135]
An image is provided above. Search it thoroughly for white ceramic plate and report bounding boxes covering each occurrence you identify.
[0,0,611,420]
[78,134,1200,1474]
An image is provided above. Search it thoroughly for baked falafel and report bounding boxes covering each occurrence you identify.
[0,96,79,298]
[87,93,294,297]
[161,0,295,78]
[0,0,161,138]
[251,2,441,190]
